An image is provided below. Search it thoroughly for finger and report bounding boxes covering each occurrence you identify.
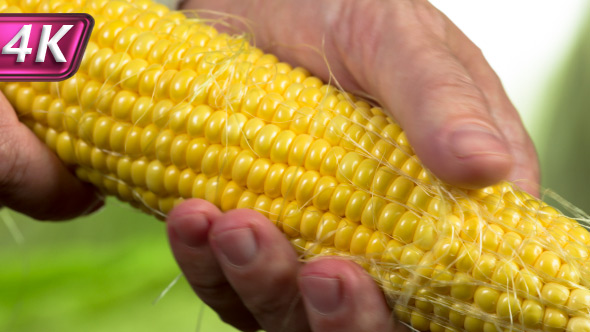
[435,7,540,194]
[0,94,102,220]
[342,1,512,189]
[209,209,310,332]
[167,199,260,331]
[299,258,408,332]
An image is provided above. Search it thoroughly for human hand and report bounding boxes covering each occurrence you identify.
[0,93,102,220]
[168,199,408,332]
[170,0,540,331]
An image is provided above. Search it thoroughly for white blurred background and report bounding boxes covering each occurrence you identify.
[431,0,588,136]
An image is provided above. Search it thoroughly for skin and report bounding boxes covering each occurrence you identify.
[0,0,539,330]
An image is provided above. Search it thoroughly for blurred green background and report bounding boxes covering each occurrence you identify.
[3,2,590,332]
[538,13,590,212]
[0,200,239,332]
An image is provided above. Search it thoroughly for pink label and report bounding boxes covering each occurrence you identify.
[0,13,94,81]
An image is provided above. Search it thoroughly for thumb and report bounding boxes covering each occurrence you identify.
[335,2,516,188]
[389,55,513,189]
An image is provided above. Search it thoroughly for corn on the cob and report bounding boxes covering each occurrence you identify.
[3,0,590,331]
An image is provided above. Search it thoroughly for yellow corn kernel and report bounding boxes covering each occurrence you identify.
[411,310,431,332]
[496,292,522,318]
[568,289,590,315]
[316,212,339,245]
[567,317,590,332]
[393,211,420,244]
[448,273,473,303]
[542,282,571,307]
[474,286,500,313]
[463,316,484,332]
[544,307,568,332]
[534,251,561,278]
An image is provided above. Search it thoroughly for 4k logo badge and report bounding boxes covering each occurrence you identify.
[0,13,94,81]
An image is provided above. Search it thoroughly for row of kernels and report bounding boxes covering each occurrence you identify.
[230,121,341,178]
[93,34,252,101]
[75,165,181,216]
[12,0,40,12]
[360,196,387,229]
[235,99,403,170]
[241,93,382,147]
[95,83,122,115]
[456,252,577,311]
[69,124,195,197]
[237,194,327,244]
[368,137,396,164]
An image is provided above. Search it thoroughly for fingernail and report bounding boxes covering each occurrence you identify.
[300,276,342,314]
[215,228,258,267]
[171,213,210,247]
[450,124,509,158]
